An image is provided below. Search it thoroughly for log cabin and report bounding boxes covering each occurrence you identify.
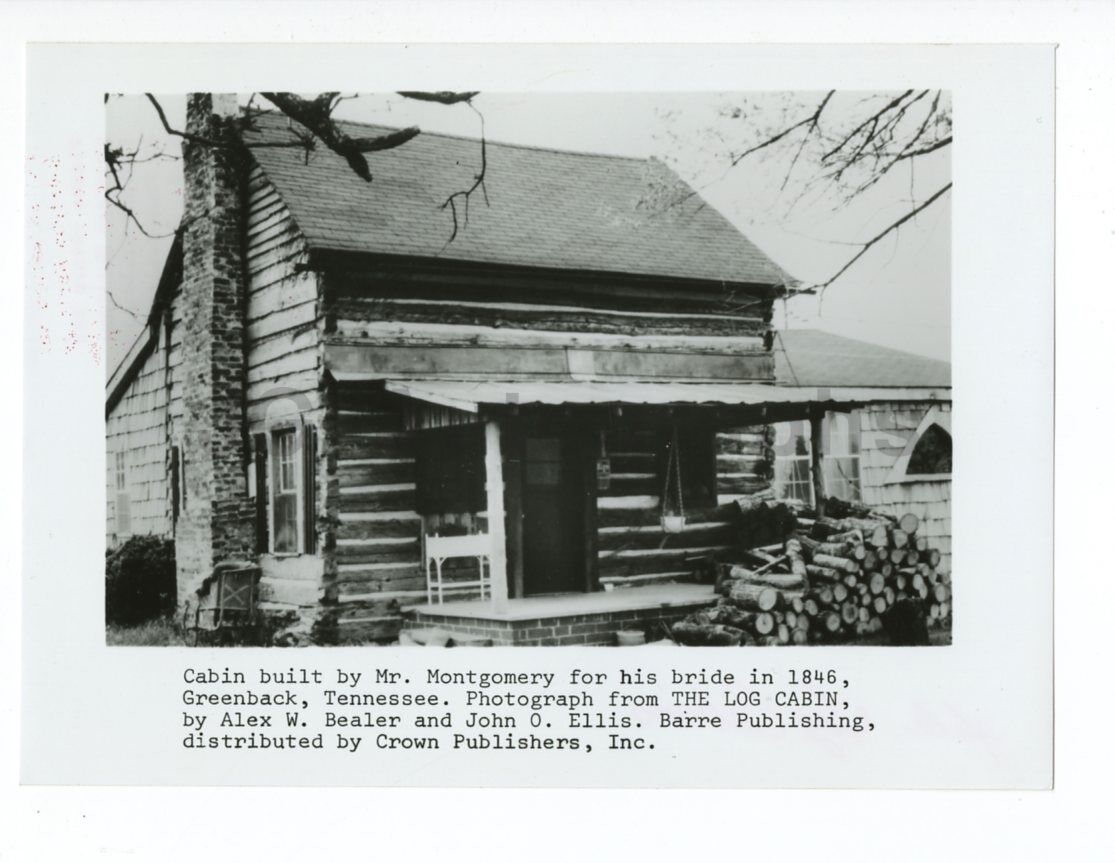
[105,94,950,645]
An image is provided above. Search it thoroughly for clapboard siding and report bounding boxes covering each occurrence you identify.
[245,166,323,417]
[858,402,952,572]
[106,326,171,546]
[244,166,331,611]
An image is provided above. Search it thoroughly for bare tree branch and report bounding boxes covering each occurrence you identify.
[894,135,952,162]
[146,92,323,153]
[438,102,488,247]
[107,288,141,319]
[398,91,479,105]
[814,182,952,294]
[729,91,836,167]
[104,142,178,239]
[259,92,421,181]
[821,90,913,163]
[780,90,835,190]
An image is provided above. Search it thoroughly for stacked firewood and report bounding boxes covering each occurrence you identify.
[670,502,951,646]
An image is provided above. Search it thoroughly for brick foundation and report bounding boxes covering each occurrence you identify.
[404,603,708,646]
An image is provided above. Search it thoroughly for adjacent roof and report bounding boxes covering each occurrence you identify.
[379,379,950,414]
[242,111,792,288]
[773,329,951,388]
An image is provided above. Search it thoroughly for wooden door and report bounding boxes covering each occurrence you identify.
[521,432,587,595]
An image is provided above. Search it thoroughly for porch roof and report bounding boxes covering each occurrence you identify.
[377,378,951,413]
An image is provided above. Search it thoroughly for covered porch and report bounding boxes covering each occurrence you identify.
[339,376,948,642]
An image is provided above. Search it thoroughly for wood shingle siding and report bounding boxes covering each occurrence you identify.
[858,402,952,572]
[105,324,171,546]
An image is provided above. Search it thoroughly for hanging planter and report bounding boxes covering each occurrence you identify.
[660,423,687,534]
[661,514,687,534]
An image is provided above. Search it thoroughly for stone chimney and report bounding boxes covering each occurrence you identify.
[175,93,255,608]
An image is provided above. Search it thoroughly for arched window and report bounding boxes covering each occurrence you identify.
[884,406,952,483]
[907,424,952,474]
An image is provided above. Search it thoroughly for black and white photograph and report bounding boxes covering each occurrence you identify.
[104,89,952,648]
[8,0,1098,849]
[19,29,1059,799]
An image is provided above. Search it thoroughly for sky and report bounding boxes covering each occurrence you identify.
[105,92,950,374]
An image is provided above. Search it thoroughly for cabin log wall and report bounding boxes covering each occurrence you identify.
[329,383,422,643]
[596,424,772,587]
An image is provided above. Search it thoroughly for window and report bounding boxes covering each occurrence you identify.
[822,412,862,501]
[884,407,952,483]
[907,424,952,474]
[773,436,813,504]
[271,429,299,553]
[415,425,486,515]
[772,412,863,504]
[114,451,131,537]
[265,426,318,554]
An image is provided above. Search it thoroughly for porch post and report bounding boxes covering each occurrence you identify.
[810,407,827,519]
[484,420,510,612]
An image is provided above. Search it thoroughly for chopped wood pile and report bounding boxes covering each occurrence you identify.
[671,500,952,646]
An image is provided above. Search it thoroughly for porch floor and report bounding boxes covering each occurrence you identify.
[401,584,716,646]
[404,583,716,621]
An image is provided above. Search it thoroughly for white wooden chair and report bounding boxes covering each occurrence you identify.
[424,533,492,604]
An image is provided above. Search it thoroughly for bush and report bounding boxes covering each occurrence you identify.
[106,536,177,626]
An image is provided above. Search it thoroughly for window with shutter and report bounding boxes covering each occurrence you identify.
[253,433,268,551]
[271,428,299,553]
[302,425,317,553]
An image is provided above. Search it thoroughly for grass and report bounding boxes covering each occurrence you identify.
[106,616,186,646]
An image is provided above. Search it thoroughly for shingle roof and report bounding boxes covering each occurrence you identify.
[773,329,951,388]
[242,111,791,287]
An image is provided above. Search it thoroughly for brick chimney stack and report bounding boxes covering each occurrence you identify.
[175,93,255,609]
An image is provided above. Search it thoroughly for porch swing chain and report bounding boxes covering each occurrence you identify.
[662,423,685,520]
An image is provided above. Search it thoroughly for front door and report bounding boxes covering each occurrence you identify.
[521,433,587,595]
